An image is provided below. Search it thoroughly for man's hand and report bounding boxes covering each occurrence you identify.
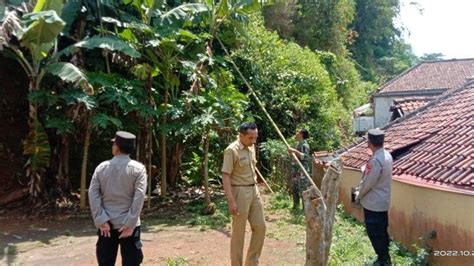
[99,222,111,237]
[288,147,297,154]
[228,201,239,216]
[118,226,134,239]
[314,159,330,169]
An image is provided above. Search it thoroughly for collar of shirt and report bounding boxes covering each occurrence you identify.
[372,148,384,157]
[111,154,131,162]
[238,140,248,150]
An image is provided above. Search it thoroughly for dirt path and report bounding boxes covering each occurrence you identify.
[1,209,305,265]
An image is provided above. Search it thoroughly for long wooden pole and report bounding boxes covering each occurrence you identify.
[255,168,274,194]
[217,37,324,201]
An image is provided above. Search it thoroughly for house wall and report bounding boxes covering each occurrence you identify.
[339,168,474,265]
[352,116,374,133]
[374,96,395,128]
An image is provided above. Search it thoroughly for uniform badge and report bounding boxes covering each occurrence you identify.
[364,162,372,176]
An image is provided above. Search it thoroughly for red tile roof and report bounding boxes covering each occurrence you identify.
[376,59,474,94]
[392,96,434,114]
[343,80,474,192]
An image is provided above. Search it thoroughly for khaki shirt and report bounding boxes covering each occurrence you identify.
[222,140,257,185]
[88,155,147,229]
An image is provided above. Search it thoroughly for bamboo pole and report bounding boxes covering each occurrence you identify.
[217,37,324,203]
[255,168,274,194]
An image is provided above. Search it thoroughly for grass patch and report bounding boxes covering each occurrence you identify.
[185,197,230,230]
[330,205,427,265]
[266,192,426,265]
[265,193,306,241]
[166,256,189,266]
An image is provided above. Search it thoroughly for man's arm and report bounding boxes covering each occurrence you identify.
[289,144,309,160]
[122,166,147,229]
[222,149,238,215]
[88,166,110,228]
[223,172,238,215]
[357,159,382,199]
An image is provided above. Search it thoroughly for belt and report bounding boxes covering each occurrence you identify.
[231,184,256,186]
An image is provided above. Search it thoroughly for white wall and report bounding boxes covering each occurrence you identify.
[339,168,474,265]
[374,96,395,128]
[352,116,374,133]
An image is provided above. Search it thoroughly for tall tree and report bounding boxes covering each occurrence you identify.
[293,0,355,56]
[0,0,139,202]
[349,0,417,82]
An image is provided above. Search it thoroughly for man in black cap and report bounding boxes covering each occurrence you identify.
[88,131,147,266]
[356,128,393,265]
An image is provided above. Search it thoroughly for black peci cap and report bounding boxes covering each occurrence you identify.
[368,128,384,146]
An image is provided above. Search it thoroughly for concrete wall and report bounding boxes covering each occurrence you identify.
[374,96,395,128]
[352,116,374,133]
[339,168,474,265]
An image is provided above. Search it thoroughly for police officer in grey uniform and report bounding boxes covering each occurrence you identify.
[356,129,393,265]
[88,131,147,266]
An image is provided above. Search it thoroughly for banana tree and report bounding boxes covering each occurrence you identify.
[99,0,211,197]
[0,1,139,201]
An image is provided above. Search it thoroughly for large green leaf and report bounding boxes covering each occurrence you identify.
[45,116,74,134]
[45,62,88,85]
[61,0,82,35]
[160,3,209,26]
[20,10,65,45]
[91,113,123,129]
[33,0,64,15]
[216,0,229,18]
[53,36,141,59]
[60,89,97,109]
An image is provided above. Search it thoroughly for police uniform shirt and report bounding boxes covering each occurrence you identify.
[358,148,393,212]
[88,154,147,229]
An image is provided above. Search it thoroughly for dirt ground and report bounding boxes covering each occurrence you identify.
[1,195,305,265]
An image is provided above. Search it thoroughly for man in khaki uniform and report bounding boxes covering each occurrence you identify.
[222,122,266,266]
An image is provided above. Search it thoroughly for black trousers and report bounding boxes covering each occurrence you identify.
[96,226,143,266]
[363,208,390,264]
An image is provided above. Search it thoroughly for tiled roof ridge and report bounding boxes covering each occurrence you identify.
[381,78,474,130]
[340,79,474,157]
[375,62,423,95]
[419,57,474,64]
[376,88,447,97]
[374,58,474,95]
[393,97,433,104]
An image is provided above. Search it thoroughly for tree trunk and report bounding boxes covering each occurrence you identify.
[303,161,342,265]
[160,127,167,197]
[60,135,70,189]
[0,188,29,207]
[48,132,69,192]
[80,116,91,210]
[147,123,153,209]
[160,91,168,197]
[322,166,342,263]
[303,188,326,265]
[27,80,43,201]
[202,129,211,205]
[167,141,184,188]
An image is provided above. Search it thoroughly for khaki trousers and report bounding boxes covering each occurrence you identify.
[230,185,266,266]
